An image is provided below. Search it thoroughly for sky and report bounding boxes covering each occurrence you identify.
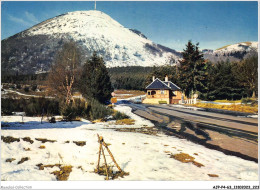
[1,1,258,51]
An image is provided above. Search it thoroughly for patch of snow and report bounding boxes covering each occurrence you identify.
[171,104,205,111]
[1,105,258,181]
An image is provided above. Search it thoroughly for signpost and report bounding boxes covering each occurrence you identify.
[111,92,117,106]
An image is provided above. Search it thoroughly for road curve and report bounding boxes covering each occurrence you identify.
[128,103,258,162]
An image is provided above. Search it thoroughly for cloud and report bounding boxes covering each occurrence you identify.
[25,11,39,24]
[8,14,31,26]
[8,11,39,27]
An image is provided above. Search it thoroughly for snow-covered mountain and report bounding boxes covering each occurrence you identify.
[203,42,258,63]
[1,10,181,75]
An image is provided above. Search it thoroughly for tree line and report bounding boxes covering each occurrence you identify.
[147,41,258,100]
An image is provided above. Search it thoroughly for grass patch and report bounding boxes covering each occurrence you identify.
[18,157,30,164]
[36,163,61,170]
[171,153,195,163]
[214,100,241,103]
[51,165,73,181]
[1,136,20,143]
[192,161,204,168]
[170,153,204,168]
[39,145,46,149]
[115,127,158,136]
[115,119,135,125]
[35,138,56,143]
[22,137,34,144]
[194,153,198,156]
[73,141,86,146]
[92,119,105,123]
[64,141,70,144]
[6,158,16,163]
[194,103,258,114]
[208,174,219,177]
[24,148,31,151]
[159,101,167,104]
[94,164,129,180]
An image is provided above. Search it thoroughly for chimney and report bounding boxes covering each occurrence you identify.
[168,83,170,87]
[165,75,168,82]
[152,76,155,81]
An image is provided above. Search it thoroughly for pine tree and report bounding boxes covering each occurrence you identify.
[206,61,245,100]
[178,41,206,98]
[79,52,113,104]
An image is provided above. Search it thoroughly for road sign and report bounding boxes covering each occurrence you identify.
[111,97,117,104]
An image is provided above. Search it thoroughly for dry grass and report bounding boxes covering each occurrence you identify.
[94,164,129,180]
[73,141,86,146]
[214,100,241,103]
[6,158,16,163]
[192,161,204,168]
[170,153,204,168]
[208,174,219,177]
[39,145,46,149]
[22,137,34,144]
[194,103,258,114]
[92,119,105,123]
[51,165,73,181]
[115,119,135,125]
[35,138,56,143]
[1,136,20,143]
[24,148,31,151]
[18,157,30,164]
[37,163,62,170]
[171,153,195,163]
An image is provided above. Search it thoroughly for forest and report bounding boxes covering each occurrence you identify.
[2,41,258,102]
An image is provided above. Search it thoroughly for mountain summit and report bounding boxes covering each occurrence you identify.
[2,10,181,75]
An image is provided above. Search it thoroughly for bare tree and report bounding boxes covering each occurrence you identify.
[47,41,81,104]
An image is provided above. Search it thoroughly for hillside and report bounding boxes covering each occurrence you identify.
[1,10,181,75]
[203,41,258,63]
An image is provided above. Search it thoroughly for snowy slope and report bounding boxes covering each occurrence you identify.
[1,105,258,181]
[2,10,181,75]
[215,41,258,53]
[203,41,258,63]
[27,10,180,67]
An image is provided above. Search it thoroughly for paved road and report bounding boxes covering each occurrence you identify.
[127,103,258,162]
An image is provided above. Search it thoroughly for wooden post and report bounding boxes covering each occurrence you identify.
[102,141,122,172]
[96,141,102,172]
[101,145,109,180]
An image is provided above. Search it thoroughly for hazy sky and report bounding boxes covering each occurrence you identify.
[1,1,258,51]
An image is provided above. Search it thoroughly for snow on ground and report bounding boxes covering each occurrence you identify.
[171,104,206,111]
[1,105,258,181]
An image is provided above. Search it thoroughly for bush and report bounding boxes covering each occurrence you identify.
[31,85,37,91]
[1,97,60,116]
[88,99,112,121]
[16,84,21,89]
[24,87,30,92]
[60,99,88,121]
[112,111,129,120]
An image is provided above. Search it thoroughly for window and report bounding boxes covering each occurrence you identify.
[161,90,165,95]
[151,91,156,96]
[148,91,151,95]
